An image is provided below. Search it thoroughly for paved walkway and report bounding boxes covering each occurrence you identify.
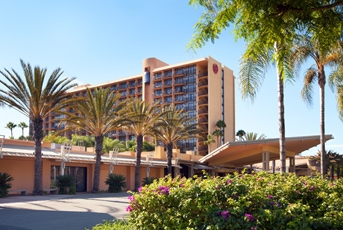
[0,192,130,230]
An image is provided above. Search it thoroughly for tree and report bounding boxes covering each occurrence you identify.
[153,105,199,176]
[204,134,215,152]
[0,60,77,195]
[212,120,226,147]
[5,122,17,138]
[58,87,125,193]
[290,35,343,177]
[235,129,246,141]
[188,0,343,174]
[18,122,28,138]
[124,100,161,191]
[310,150,342,179]
[329,66,343,121]
[242,132,266,141]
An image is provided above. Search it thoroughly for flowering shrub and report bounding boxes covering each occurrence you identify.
[126,172,343,229]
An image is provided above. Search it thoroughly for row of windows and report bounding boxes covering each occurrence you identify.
[154,75,196,87]
[154,65,196,80]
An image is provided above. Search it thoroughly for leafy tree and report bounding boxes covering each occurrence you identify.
[211,129,222,147]
[5,122,16,138]
[18,121,28,138]
[123,100,161,191]
[0,60,77,195]
[188,0,343,174]
[70,134,94,147]
[153,105,199,176]
[204,134,215,152]
[290,35,343,176]
[58,87,125,193]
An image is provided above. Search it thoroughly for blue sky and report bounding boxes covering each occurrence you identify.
[0,1,342,156]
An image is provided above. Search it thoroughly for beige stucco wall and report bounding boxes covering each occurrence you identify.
[0,153,166,194]
[223,65,235,142]
[207,56,235,145]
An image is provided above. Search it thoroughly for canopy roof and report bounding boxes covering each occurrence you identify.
[200,135,333,167]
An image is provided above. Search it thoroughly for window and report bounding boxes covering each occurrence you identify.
[154,90,162,96]
[164,79,172,86]
[164,88,172,94]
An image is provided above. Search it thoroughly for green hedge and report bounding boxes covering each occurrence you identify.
[125,172,343,229]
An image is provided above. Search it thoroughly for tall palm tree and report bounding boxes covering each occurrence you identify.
[240,42,293,173]
[0,60,77,195]
[124,100,161,191]
[5,122,17,137]
[153,105,199,176]
[18,122,28,138]
[58,87,125,193]
[290,35,343,177]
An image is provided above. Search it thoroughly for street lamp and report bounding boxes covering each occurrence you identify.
[109,147,119,174]
[60,141,72,175]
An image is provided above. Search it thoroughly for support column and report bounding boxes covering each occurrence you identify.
[262,152,270,171]
[272,160,276,174]
[289,157,295,173]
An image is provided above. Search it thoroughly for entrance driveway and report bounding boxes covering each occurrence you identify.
[0,192,129,230]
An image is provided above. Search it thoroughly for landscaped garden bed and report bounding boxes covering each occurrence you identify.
[94,171,343,229]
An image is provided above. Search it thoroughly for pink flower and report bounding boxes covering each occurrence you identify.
[128,195,134,202]
[126,205,132,212]
[227,179,232,184]
[138,187,143,193]
[245,213,255,221]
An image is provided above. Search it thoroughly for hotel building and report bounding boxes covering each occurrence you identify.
[43,56,236,156]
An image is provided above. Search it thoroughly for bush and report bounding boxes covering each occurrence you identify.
[142,177,156,186]
[105,174,126,193]
[90,219,134,230]
[55,175,76,194]
[0,172,14,198]
[126,172,343,229]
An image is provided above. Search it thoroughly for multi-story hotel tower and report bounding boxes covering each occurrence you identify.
[43,56,235,156]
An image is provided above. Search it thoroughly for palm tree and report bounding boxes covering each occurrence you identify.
[241,132,266,141]
[204,134,215,152]
[5,122,17,137]
[153,105,199,176]
[290,35,343,177]
[18,122,28,138]
[329,66,343,121]
[235,129,246,141]
[58,87,125,193]
[124,100,161,191]
[212,129,222,147]
[240,43,293,173]
[0,60,77,195]
[310,150,342,179]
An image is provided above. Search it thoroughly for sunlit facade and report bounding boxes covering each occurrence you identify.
[43,56,235,156]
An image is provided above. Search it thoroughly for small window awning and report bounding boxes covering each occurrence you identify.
[199,135,333,168]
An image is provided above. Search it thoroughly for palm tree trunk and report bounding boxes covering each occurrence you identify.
[33,118,43,195]
[319,70,326,178]
[275,42,286,173]
[134,134,143,191]
[92,135,104,193]
[167,142,173,176]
